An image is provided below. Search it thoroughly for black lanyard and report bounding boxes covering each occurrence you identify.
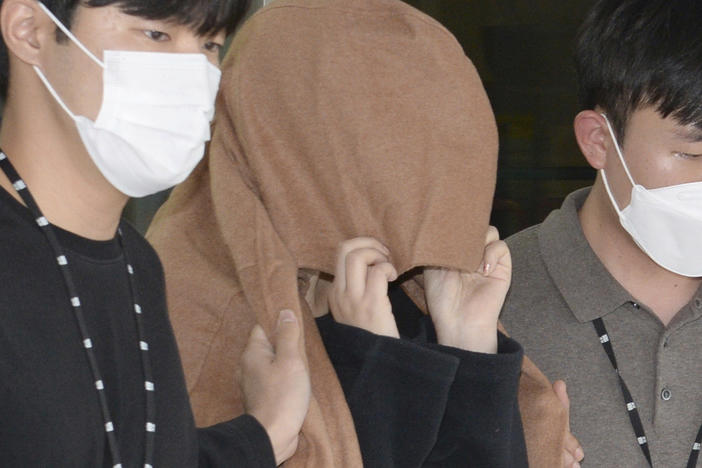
[0,152,156,468]
[593,317,702,468]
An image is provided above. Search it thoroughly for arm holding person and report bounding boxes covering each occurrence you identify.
[239,310,311,466]
[197,309,311,467]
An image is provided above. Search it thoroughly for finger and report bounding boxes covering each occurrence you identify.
[345,247,390,299]
[553,380,584,461]
[242,324,274,365]
[480,240,511,276]
[563,449,578,468]
[574,445,584,462]
[422,267,443,288]
[272,309,303,363]
[365,262,398,300]
[335,237,389,291]
[484,225,500,245]
[565,433,584,462]
[343,236,390,255]
[553,380,570,413]
[563,429,584,462]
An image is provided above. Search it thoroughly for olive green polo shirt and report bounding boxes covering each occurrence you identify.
[501,187,702,468]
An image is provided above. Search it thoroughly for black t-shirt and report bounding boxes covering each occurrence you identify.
[316,284,528,468]
[0,186,274,467]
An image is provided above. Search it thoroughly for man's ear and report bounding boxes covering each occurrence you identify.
[1,0,52,66]
[574,110,610,170]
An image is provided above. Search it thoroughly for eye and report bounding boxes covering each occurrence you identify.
[144,30,171,42]
[674,152,702,159]
[204,41,223,53]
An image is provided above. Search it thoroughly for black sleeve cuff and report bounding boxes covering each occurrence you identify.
[197,414,276,468]
[316,314,461,385]
[425,332,526,466]
[316,314,464,467]
[423,331,523,381]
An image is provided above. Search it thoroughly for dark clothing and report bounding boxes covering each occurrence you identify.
[0,186,275,467]
[500,188,702,467]
[316,285,528,468]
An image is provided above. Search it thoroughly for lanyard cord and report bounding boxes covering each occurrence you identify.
[593,317,702,468]
[0,152,156,468]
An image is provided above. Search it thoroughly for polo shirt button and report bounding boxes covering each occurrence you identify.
[632,302,641,309]
[661,388,672,401]
[695,298,702,309]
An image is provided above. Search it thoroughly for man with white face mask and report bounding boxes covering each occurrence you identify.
[0,0,310,466]
[500,0,702,467]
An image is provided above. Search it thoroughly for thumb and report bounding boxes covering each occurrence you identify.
[272,309,302,361]
[553,379,571,417]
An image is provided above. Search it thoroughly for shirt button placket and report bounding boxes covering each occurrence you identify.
[654,328,674,431]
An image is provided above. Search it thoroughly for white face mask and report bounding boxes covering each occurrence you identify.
[33,2,221,198]
[600,114,702,277]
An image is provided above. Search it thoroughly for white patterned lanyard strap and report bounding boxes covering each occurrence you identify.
[593,318,702,468]
[0,152,156,468]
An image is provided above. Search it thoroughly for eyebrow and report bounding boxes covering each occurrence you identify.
[674,127,702,143]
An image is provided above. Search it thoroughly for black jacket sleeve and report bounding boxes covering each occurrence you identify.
[197,414,276,468]
[316,314,527,468]
[423,334,526,467]
[317,314,459,467]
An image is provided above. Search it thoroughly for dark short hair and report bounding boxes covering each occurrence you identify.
[575,0,702,141]
[0,0,250,99]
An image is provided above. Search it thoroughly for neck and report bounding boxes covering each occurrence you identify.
[0,95,129,241]
[580,177,702,326]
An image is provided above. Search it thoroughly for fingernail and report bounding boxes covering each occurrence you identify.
[575,447,584,459]
[483,263,491,275]
[278,309,296,324]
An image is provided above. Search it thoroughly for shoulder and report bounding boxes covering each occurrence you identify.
[505,223,552,288]
[506,224,541,264]
[501,222,564,334]
[504,222,552,294]
[0,201,53,280]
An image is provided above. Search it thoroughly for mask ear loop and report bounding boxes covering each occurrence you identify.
[600,113,636,214]
[36,1,104,68]
[32,66,78,119]
[32,1,106,120]
[601,114,636,186]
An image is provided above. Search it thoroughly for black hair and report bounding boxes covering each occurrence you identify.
[0,0,250,100]
[575,0,702,141]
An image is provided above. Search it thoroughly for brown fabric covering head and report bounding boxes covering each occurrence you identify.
[224,2,497,275]
[147,0,566,465]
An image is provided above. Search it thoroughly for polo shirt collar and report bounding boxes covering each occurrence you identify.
[538,187,633,323]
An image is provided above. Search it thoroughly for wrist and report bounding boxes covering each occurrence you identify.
[436,325,498,353]
[252,413,299,465]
